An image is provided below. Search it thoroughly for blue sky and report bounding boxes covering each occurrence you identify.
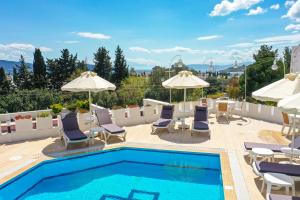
[1,0,300,69]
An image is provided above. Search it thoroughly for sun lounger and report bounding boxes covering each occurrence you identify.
[151,105,175,134]
[95,108,126,144]
[254,161,300,177]
[253,161,298,198]
[60,112,89,149]
[269,194,300,200]
[191,106,210,137]
[244,136,300,153]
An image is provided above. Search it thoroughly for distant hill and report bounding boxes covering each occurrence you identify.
[0,59,252,74]
[0,60,32,73]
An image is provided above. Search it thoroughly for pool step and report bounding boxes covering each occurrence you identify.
[100,189,160,200]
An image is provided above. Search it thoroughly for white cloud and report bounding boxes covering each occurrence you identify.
[39,47,52,52]
[283,0,300,21]
[255,33,300,44]
[127,58,159,66]
[64,40,79,44]
[209,0,263,17]
[129,46,151,53]
[246,6,266,16]
[285,1,295,7]
[197,35,223,41]
[270,4,280,10]
[151,46,200,54]
[285,23,300,31]
[0,43,52,61]
[293,30,299,33]
[76,32,111,40]
[228,42,256,48]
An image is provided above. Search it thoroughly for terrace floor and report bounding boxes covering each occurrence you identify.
[0,114,299,200]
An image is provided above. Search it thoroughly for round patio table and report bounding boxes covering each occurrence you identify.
[250,147,274,163]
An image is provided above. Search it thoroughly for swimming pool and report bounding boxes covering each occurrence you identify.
[0,147,224,200]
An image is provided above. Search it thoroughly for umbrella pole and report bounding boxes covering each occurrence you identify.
[291,113,296,162]
[89,90,91,113]
[184,88,186,113]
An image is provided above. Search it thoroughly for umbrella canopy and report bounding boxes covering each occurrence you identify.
[278,92,300,161]
[162,71,209,113]
[278,92,300,115]
[61,71,116,92]
[252,73,300,102]
[61,71,116,112]
[162,70,209,89]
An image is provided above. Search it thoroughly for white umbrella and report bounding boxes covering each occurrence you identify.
[252,73,300,102]
[61,71,116,111]
[278,93,300,160]
[162,70,210,112]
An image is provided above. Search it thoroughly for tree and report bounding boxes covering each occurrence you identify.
[0,67,10,94]
[47,58,62,89]
[240,45,280,98]
[47,49,78,89]
[58,49,77,81]
[117,76,148,106]
[226,76,241,99]
[93,47,112,80]
[283,46,291,73]
[112,46,128,87]
[33,48,47,88]
[15,55,32,89]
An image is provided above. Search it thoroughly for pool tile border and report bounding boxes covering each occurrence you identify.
[0,143,237,200]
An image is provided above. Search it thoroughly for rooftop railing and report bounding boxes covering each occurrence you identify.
[0,99,284,144]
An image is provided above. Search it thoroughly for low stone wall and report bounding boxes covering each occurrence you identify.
[0,100,284,144]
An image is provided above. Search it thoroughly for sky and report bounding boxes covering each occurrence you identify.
[1,0,300,69]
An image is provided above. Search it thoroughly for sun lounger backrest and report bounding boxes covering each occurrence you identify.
[289,136,300,149]
[282,112,290,124]
[160,105,174,119]
[194,106,208,122]
[95,109,113,125]
[61,112,79,131]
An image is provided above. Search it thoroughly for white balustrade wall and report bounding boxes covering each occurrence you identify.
[0,99,284,144]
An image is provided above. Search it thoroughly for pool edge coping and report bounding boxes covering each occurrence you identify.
[0,142,237,200]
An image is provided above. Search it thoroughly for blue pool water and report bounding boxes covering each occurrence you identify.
[0,148,224,200]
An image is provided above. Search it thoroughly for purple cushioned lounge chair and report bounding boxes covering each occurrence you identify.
[151,105,175,134]
[244,136,300,153]
[269,194,300,200]
[191,106,210,137]
[95,108,126,144]
[60,112,89,149]
[254,161,300,177]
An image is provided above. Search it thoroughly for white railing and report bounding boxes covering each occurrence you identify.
[0,99,284,144]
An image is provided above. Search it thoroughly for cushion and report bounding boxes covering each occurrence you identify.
[193,121,209,130]
[64,130,87,140]
[61,112,80,131]
[256,161,300,177]
[160,105,174,119]
[102,124,125,134]
[244,142,285,152]
[288,136,300,149]
[153,118,172,127]
[95,109,113,125]
[194,106,208,121]
[269,194,300,200]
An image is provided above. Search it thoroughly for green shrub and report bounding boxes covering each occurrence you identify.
[76,100,89,113]
[37,111,50,118]
[65,102,77,112]
[50,103,63,114]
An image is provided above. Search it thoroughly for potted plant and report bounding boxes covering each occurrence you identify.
[36,111,52,129]
[76,100,89,113]
[50,103,63,118]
